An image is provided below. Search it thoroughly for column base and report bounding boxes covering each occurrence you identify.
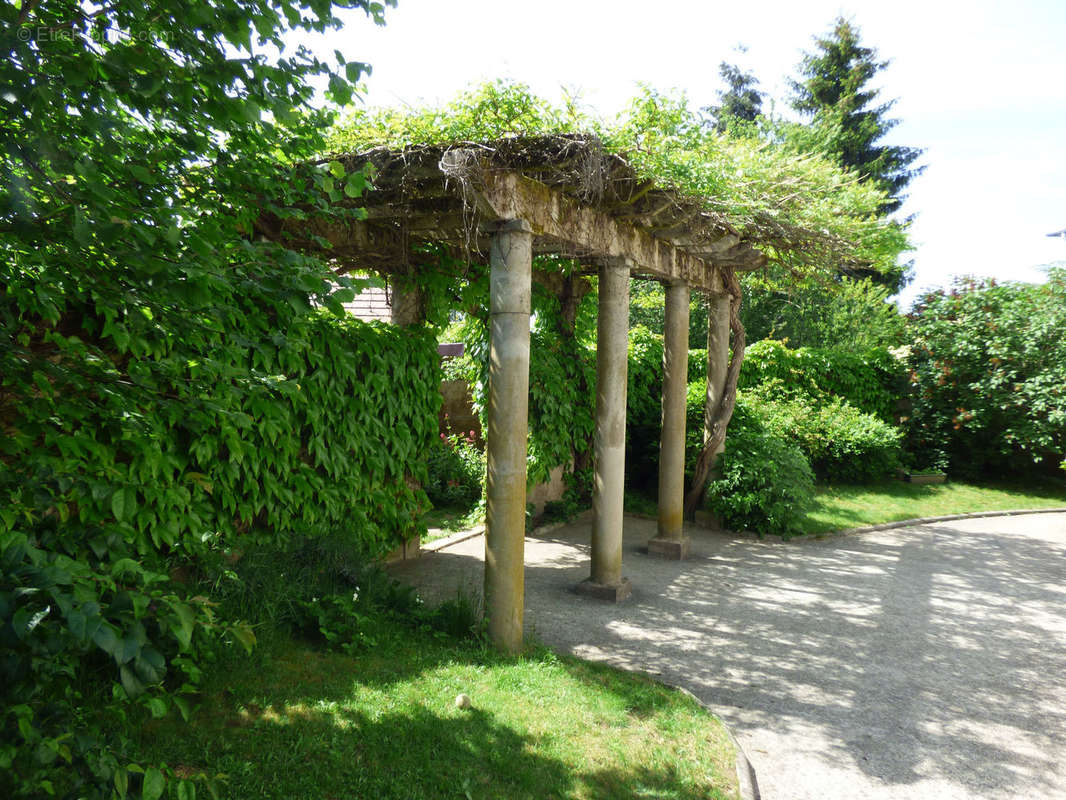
[575,576,632,603]
[647,536,690,560]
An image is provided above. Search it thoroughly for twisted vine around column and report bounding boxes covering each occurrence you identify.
[684,268,746,516]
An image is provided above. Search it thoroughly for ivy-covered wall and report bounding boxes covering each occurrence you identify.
[1,277,438,793]
[453,269,670,495]
[2,313,438,561]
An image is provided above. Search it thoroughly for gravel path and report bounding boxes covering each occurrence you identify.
[391,512,1066,800]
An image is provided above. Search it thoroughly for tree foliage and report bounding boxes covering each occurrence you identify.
[1,1,410,796]
[905,270,1066,477]
[629,279,709,347]
[741,270,906,351]
[790,16,923,216]
[704,59,764,131]
[330,81,910,280]
[738,339,905,422]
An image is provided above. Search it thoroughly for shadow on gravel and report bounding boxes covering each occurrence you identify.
[394,515,1066,799]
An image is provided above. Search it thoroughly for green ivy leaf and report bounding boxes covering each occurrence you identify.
[146,697,167,719]
[167,600,196,650]
[345,62,369,83]
[173,696,191,723]
[111,488,137,523]
[92,624,120,659]
[142,766,165,800]
[119,664,145,697]
[114,766,129,799]
[343,172,366,198]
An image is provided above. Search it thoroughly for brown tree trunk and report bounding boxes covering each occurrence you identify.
[684,269,746,516]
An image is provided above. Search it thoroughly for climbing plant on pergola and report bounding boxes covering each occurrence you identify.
[260,83,908,651]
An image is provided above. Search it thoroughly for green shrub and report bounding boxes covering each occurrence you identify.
[906,272,1066,478]
[682,387,815,536]
[754,392,903,483]
[703,396,815,536]
[623,326,668,489]
[2,0,404,793]
[685,378,709,467]
[687,348,709,382]
[244,544,482,652]
[739,339,903,421]
[425,432,486,509]
[626,325,665,426]
[0,310,439,798]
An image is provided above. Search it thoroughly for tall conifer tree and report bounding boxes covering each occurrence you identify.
[791,17,923,215]
[707,59,764,131]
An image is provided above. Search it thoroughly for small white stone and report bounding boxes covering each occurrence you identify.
[454,693,472,709]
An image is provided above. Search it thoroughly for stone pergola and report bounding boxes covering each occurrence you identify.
[261,135,767,652]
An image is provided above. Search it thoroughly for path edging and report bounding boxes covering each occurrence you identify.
[828,506,1066,538]
[423,509,594,554]
[422,525,485,553]
[667,683,760,800]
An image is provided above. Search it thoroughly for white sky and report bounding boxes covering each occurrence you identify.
[320,0,1066,308]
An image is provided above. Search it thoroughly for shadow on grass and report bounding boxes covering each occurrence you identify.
[156,702,572,800]
[137,630,737,800]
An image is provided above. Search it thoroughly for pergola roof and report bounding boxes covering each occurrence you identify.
[261,134,768,294]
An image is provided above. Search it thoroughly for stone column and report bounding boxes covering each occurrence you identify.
[390,281,423,327]
[705,292,731,464]
[649,279,690,559]
[484,220,533,653]
[578,258,632,602]
[389,277,425,563]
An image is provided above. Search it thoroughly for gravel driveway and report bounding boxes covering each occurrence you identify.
[391,512,1066,800]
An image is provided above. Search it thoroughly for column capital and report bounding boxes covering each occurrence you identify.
[599,255,634,273]
[489,223,533,316]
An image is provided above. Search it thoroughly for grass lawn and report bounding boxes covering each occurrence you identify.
[135,626,740,800]
[801,480,1066,535]
[421,504,484,543]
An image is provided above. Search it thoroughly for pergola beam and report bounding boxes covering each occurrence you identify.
[472,170,729,294]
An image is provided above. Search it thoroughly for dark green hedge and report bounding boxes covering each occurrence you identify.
[750,391,902,483]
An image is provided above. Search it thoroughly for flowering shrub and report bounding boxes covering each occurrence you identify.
[906,272,1066,477]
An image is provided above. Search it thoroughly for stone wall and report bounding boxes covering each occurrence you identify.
[439,379,482,442]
